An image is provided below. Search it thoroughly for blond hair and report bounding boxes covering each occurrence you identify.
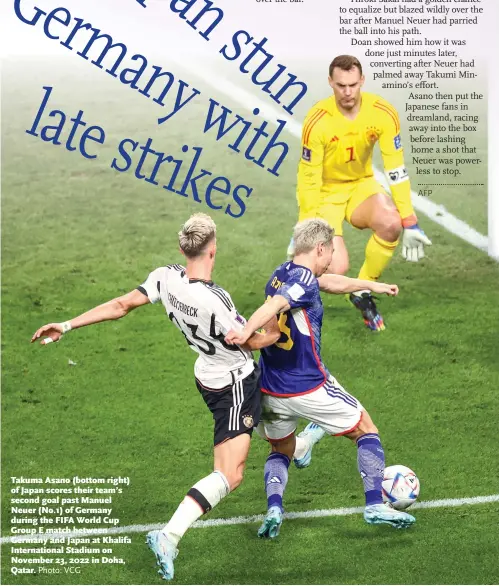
[293,219,334,255]
[178,213,216,258]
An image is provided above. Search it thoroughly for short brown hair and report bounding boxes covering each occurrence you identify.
[329,55,363,78]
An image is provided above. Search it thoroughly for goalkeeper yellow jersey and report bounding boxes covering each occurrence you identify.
[297,91,416,224]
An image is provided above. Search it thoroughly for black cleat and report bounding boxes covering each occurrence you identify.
[349,292,385,331]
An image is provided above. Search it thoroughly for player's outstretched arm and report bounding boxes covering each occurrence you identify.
[225,296,290,346]
[31,289,150,345]
[318,274,398,297]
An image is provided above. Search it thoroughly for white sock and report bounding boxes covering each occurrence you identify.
[163,471,230,546]
[293,435,312,460]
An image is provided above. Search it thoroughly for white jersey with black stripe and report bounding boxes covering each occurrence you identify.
[138,265,254,390]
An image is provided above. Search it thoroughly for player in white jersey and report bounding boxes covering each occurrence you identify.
[31,213,321,581]
[141,262,257,392]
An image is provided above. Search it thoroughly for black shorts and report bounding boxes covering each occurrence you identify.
[196,366,262,447]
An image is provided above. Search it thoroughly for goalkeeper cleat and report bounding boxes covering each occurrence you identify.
[146,530,178,581]
[364,503,415,529]
[294,422,326,469]
[349,291,385,332]
[257,506,283,539]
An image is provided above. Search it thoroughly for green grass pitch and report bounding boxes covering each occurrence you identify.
[1,59,499,585]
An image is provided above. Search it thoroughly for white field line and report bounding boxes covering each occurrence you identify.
[2,494,498,544]
[170,60,488,252]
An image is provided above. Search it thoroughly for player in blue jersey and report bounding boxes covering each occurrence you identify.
[226,218,416,537]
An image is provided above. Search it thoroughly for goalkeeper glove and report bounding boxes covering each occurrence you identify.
[402,224,432,262]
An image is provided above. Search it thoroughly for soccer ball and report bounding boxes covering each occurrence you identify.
[382,465,420,510]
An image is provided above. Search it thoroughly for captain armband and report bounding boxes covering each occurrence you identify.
[386,165,409,186]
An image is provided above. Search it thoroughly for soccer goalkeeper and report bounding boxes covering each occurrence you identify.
[293,55,431,331]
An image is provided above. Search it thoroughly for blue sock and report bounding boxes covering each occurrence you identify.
[264,452,290,512]
[357,433,385,506]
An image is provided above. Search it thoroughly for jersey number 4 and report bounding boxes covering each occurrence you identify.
[168,312,239,355]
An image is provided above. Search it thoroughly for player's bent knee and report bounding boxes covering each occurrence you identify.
[357,421,379,435]
[376,212,402,242]
[228,472,244,491]
[270,435,296,459]
[344,410,379,440]
[357,409,378,434]
[223,468,245,492]
[345,426,379,442]
[386,214,402,239]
